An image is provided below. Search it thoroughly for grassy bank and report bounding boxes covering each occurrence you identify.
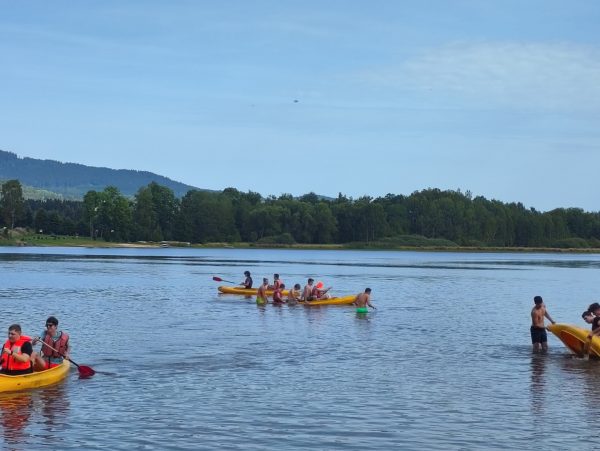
[2,230,600,253]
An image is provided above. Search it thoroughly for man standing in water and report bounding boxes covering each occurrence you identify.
[530,295,556,352]
[354,288,375,314]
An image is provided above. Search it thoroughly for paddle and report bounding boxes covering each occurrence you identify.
[35,339,95,378]
[212,276,237,284]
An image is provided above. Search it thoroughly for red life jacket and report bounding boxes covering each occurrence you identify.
[311,286,320,298]
[42,331,69,360]
[2,335,32,372]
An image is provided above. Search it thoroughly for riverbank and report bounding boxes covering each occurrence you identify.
[2,231,600,253]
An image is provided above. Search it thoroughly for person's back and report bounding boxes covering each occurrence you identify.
[354,288,374,313]
[530,295,555,352]
[256,278,269,305]
[302,278,315,301]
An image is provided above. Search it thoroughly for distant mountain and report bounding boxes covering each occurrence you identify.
[0,150,201,199]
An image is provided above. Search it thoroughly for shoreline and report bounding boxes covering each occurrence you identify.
[2,236,600,254]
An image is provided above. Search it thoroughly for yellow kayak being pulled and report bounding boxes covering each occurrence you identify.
[299,295,356,306]
[0,360,70,393]
[547,323,600,358]
[218,286,289,296]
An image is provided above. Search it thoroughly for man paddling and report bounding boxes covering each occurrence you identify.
[530,296,555,352]
[32,316,69,370]
[241,271,253,289]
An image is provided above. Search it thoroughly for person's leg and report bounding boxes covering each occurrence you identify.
[31,352,47,371]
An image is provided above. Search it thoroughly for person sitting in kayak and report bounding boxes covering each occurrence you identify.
[268,274,283,291]
[313,281,332,300]
[241,271,253,289]
[1,324,34,375]
[256,278,269,305]
[353,288,375,313]
[585,303,600,340]
[272,283,286,304]
[31,316,69,370]
[287,284,302,303]
[302,278,315,302]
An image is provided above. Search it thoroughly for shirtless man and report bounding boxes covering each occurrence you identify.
[530,295,555,352]
[585,302,600,340]
[256,278,269,305]
[302,278,315,302]
[354,288,375,313]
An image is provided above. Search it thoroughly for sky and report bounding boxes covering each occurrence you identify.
[1,1,599,212]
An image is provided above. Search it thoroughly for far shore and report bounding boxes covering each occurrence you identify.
[2,233,600,254]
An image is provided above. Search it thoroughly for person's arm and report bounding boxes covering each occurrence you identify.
[544,310,556,324]
[8,342,32,363]
[367,296,376,309]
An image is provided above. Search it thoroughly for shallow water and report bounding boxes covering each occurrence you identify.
[0,247,599,450]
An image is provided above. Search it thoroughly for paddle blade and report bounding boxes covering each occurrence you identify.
[78,365,95,378]
[212,276,223,282]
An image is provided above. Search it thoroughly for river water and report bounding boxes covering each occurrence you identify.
[0,247,599,450]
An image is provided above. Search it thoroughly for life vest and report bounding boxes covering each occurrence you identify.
[311,286,320,298]
[42,331,69,360]
[2,335,32,372]
[273,279,283,290]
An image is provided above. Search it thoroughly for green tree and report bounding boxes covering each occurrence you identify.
[1,179,25,229]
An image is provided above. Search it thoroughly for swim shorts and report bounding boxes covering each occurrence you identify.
[356,307,368,314]
[530,326,547,344]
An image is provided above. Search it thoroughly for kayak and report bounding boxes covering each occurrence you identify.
[547,323,600,358]
[0,360,71,393]
[299,295,356,306]
[218,286,289,296]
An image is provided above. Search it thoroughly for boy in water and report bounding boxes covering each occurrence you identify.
[354,288,375,313]
[530,296,555,352]
[272,283,285,304]
[256,278,269,305]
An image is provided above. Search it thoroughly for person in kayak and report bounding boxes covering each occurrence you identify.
[287,283,302,303]
[302,278,315,302]
[241,271,253,289]
[585,303,600,339]
[313,281,332,299]
[272,283,286,304]
[31,316,69,370]
[1,324,34,375]
[268,274,283,291]
[530,296,555,352]
[256,278,269,305]
[353,288,375,313]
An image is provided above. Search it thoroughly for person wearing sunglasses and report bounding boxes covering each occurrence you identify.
[1,324,34,375]
[32,316,69,370]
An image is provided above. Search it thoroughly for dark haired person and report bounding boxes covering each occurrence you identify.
[32,316,69,370]
[272,283,286,304]
[241,271,253,289]
[585,303,600,340]
[269,274,284,291]
[256,278,269,305]
[1,324,33,375]
[302,278,315,302]
[354,288,375,314]
[530,296,555,352]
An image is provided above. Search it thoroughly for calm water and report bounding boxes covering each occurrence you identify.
[1,247,599,450]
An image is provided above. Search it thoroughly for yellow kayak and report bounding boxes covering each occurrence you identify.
[218,286,289,296]
[0,360,70,393]
[299,295,356,306]
[547,323,600,357]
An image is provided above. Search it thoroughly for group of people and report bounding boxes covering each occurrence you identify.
[0,316,69,376]
[530,296,600,353]
[240,271,375,312]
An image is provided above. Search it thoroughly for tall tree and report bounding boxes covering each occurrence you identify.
[1,179,25,229]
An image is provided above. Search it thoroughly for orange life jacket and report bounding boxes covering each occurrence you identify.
[42,331,69,361]
[2,335,32,372]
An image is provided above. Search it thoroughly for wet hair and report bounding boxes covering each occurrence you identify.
[280,283,285,289]
[582,310,593,319]
[308,278,314,283]
[534,296,543,305]
[365,288,372,293]
[294,284,301,290]
[274,274,280,279]
[244,271,250,276]
[8,324,21,333]
[588,302,600,313]
[263,278,269,284]
[46,316,59,326]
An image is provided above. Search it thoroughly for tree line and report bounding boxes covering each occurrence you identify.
[2,179,600,248]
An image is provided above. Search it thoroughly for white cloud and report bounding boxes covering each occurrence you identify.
[368,41,600,110]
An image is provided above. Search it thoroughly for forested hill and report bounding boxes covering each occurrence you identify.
[0,150,199,199]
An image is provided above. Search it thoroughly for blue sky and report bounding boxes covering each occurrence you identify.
[1,1,599,211]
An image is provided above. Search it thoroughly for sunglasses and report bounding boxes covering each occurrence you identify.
[45,323,56,328]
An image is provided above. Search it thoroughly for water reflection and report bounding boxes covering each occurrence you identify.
[529,354,547,414]
[0,391,33,444]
